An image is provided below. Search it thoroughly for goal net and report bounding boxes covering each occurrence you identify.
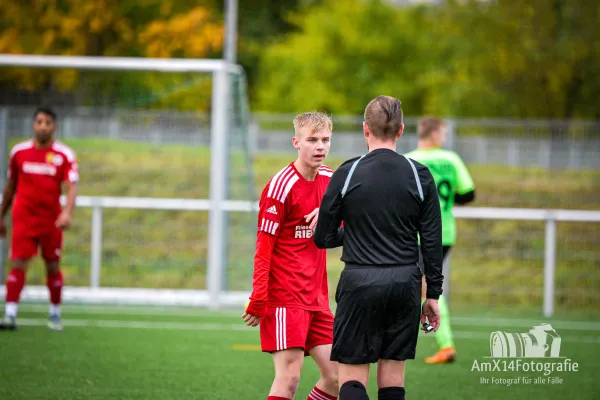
[0,55,257,308]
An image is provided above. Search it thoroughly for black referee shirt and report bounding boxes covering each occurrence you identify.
[313,148,444,299]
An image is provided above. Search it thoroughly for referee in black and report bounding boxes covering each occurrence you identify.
[314,95,444,400]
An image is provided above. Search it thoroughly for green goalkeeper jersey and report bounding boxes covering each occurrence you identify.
[404,148,474,246]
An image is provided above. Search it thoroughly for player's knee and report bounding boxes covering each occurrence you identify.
[321,365,339,391]
[274,358,302,396]
[11,259,29,271]
[274,371,301,396]
[45,261,60,275]
[283,367,301,388]
[378,359,405,385]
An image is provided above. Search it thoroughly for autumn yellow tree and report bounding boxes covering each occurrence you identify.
[137,5,224,110]
[0,0,224,110]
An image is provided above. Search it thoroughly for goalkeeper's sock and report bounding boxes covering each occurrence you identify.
[339,380,369,400]
[46,270,63,315]
[378,386,405,400]
[435,295,455,349]
[308,386,337,400]
[5,268,26,317]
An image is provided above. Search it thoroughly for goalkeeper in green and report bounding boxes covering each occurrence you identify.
[405,117,475,364]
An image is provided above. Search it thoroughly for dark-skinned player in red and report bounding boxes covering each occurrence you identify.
[0,107,78,332]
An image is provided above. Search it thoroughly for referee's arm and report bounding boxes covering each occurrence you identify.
[419,172,444,299]
[313,168,347,249]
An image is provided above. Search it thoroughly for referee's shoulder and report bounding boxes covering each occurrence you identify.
[341,156,362,167]
[334,156,362,174]
[407,157,436,184]
[405,157,430,173]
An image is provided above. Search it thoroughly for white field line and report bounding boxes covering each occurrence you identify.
[14,318,600,345]
[18,303,243,317]
[450,317,600,332]
[17,304,600,332]
[17,318,253,331]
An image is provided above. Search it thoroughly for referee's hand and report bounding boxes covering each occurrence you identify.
[421,299,441,332]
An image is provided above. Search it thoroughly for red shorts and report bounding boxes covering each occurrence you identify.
[260,307,334,355]
[10,222,63,261]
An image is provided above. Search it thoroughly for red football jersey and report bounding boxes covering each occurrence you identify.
[8,140,78,223]
[256,162,333,311]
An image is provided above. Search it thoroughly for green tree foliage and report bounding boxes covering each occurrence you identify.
[437,0,600,119]
[256,0,600,119]
[256,0,428,115]
[1,0,596,118]
[235,0,320,103]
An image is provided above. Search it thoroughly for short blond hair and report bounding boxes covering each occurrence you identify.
[293,111,332,136]
[418,117,446,139]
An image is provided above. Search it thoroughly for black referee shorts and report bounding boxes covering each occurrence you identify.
[331,264,422,364]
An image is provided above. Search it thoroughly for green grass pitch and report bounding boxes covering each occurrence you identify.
[0,304,598,399]
[0,137,598,398]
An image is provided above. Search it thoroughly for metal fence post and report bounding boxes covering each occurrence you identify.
[543,218,557,317]
[206,67,229,309]
[446,118,456,150]
[90,206,103,288]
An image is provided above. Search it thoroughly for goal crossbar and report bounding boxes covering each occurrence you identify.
[0,53,243,309]
[0,54,243,73]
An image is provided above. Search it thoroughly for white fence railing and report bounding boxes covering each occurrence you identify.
[5,196,600,316]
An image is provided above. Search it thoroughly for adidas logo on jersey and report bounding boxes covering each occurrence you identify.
[266,205,278,215]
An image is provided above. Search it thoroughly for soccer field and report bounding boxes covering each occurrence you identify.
[0,304,598,399]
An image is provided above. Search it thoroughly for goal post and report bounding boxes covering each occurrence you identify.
[0,54,248,309]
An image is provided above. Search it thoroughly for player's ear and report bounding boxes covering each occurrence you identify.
[363,121,370,138]
[396,123,405,139]
[292,136,300,150]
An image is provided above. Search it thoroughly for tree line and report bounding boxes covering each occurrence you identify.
[0,0,597,119]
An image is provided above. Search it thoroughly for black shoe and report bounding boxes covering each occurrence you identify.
[0,315,17,331]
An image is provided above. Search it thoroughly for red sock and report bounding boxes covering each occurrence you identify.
[308,386,337,400]
[47,270,63,305]
[6,268,25,302]
[267,397,290,400]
